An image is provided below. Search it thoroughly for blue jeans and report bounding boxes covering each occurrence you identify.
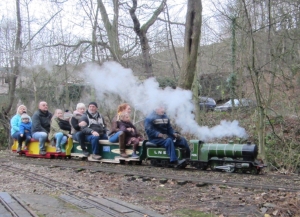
[149,138,178,162]
[108,131,122,143]
[32,132,48,151]
[85,134,108,155]
[12,131,31,147]
[54,132,67,149]
[73,131,86,151]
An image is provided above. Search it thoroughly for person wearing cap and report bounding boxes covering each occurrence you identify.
[79,102,108,160]
[18,112,32,152]
[10,105,31,152]
[31,101,53,155]
[144,106,191,166]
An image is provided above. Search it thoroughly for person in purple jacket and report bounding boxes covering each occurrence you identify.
[18,113,32,152]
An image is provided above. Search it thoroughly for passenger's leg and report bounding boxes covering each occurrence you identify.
[75,131,87,151]
[175,137,191,158]
[151,138,178,162]
[108,131,122,143]
[32,132,47,155]
[60,135,68,152]
[54,132,64,152]
[86,135,101,160]
[119,132,128,158]
[24,133,31,149]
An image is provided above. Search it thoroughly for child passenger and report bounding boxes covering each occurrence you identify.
[118,112,143,159]
[18,113,32,152]
[48,109,72,153]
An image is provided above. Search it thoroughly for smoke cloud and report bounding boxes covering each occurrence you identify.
[83,61,248,141]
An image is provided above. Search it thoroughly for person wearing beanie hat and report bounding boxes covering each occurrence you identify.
[18,112,32,153]
[79,102,108,160]
[88,102,98,108]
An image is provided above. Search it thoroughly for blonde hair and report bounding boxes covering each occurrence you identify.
[53,109,63,118]
[119,112,130,121]
[76,103,86,110]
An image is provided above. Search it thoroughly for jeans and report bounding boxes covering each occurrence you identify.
[73,131,86,151]
[54,132,67,149]
[85,134,108,155]
[108,131,122,143]
[12,131,31,147]
[149,138,178,162]
[32,132,48,151]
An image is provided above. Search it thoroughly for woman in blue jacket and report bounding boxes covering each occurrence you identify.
[10,105,31,152]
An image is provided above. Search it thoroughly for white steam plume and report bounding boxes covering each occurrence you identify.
[83,62,248,141]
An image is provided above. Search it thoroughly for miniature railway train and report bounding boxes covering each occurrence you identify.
[11,139,265,174]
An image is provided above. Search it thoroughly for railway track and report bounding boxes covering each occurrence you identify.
[2,156,300,193]
[0,192,39,217]
[0,163,164,217]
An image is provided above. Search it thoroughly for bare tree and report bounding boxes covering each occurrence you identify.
[129,0,166,78]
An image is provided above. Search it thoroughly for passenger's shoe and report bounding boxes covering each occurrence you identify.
[39,150,46,155]
[175,159,186,168]
[91,154,101,160]
[23,146,28,151]
[130,153,139,159]
[82,150,90,157]
[17,147,21,153]
[120,152,129,158]
[56,148,61,153]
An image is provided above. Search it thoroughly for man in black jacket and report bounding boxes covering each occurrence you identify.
[31,101,52,155]
[79,102,108,160]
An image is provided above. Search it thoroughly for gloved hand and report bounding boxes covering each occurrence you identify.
[158,133,168,139]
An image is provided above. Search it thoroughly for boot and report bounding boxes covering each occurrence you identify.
[119,132,129,158]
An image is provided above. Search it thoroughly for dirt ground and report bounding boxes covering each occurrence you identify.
[0,153,300,217]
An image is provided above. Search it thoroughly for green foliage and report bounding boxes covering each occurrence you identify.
[59,84,84,105]
[156,77,177,89]
[0,128,8,149]
[265,132,300,172]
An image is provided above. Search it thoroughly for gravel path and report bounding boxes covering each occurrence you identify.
[0,151,300,217]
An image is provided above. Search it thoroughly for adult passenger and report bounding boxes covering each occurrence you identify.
[31,101,52,155]
[80,102,108,160]
[10,105,31,152]
[108,103,132,158]
[144,106,191,165]
[70,103,89,157]
[48,109,72,153]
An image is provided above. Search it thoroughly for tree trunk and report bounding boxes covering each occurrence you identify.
[178,0,202,90]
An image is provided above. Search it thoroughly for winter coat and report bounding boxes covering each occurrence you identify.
[108,115,119,136]
[48,117,70,141]
[10,105,31,135]
[118,120,141,144]
[19,122,32,136]
[80,110,107,135]
[31,110,53,134]
[70,111,83,134]
[144,111,175,141]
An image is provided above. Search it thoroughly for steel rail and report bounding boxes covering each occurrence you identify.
[0,164,158,217]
